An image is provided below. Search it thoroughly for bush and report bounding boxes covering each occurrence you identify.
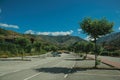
[0,43,18,54]
[111,51,120,57]
[101,51,109,56]
[25,44,32,53]
[80,54,83,57]
[101,50,120,57]
[96,59,101,65]
[34,42,41,53]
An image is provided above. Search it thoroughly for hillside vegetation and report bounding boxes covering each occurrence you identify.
[0,28,120,58]
[97,32,120,49]
[39,35,85,47]
[97,32,120,56]
[0,28,85,57]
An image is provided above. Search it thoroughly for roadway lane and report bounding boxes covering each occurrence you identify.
[66,70,120,80]
[66,55,120,80]
[0,53,77,80]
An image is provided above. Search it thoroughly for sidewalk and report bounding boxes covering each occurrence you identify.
[87,55,120,69]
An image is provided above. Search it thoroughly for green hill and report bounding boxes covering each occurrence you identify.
[0,28,21,39]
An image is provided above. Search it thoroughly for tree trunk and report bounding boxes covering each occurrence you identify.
[22,53,24,60]
[94,38,98,68]
[85,52,87,59]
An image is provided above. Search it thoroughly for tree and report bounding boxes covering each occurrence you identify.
[83,42,94,59]
[15,38,30,60]
[25,44,33,53]
[34,41,41,53]
[73,41,86,53]
[80,17,114,68]
[50,45,58,52]
[73,41,94,59]
[30,38,35,44]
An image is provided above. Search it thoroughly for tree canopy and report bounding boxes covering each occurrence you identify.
[80,17,114,39]
[79,17,114,68]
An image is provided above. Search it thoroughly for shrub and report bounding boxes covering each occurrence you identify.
[111,51,120,57]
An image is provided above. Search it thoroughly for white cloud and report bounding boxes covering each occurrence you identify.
[78,29,82,32]
[85,36,94,41]
[85,36,90,41]
[51,30,73,36]
[78,29,82,34]
[25,30,35,34]
[25,30,73,36]
[119,27,120,30]
[36,32,50,35]
[0,23,19,29]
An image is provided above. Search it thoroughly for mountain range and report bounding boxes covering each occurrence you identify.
[0,28,120,48]
[0,28,85,47]
[97,32,120,48]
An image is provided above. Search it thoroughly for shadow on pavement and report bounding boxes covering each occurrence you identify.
[64,58,83,61]
[35,67,86,74]
[64,58,93,61]
[35,67,120,74]
[0,58,31,61]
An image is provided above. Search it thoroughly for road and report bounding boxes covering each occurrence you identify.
[0,53,76,80]
[0,53,120,80]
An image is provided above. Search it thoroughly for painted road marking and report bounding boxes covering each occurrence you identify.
[12,70,21,73]
[64,74,68,78]
[33,64,38,67]
[64,62,76,78]
[0,70,21,77]
[24,59,63,80]
[24,73,41,80]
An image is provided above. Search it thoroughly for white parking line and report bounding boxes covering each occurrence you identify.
[33,64,38,67]
[64,74,68,78]
[12,70,21,73]
[24,73,41,80]
[0,70,21,77]
[64,62,76,78]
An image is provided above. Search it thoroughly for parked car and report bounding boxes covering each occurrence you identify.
[51,52,61,57]
[64,51,70,54]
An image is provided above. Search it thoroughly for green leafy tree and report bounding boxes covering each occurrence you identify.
[80,17,114,68]
[73,41,94,58]
[0,42,18,57]
[83,42,94,59]
[51,45,58,52]
[34,41,41,53]
[15,38,30,60]
[25,44,33,53]
[0,38,4,43]
[73,41,85,53]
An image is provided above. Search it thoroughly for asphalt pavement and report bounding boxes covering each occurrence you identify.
[0,53,120,80]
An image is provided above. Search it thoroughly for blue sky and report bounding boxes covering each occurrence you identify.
[0,0,120,39]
